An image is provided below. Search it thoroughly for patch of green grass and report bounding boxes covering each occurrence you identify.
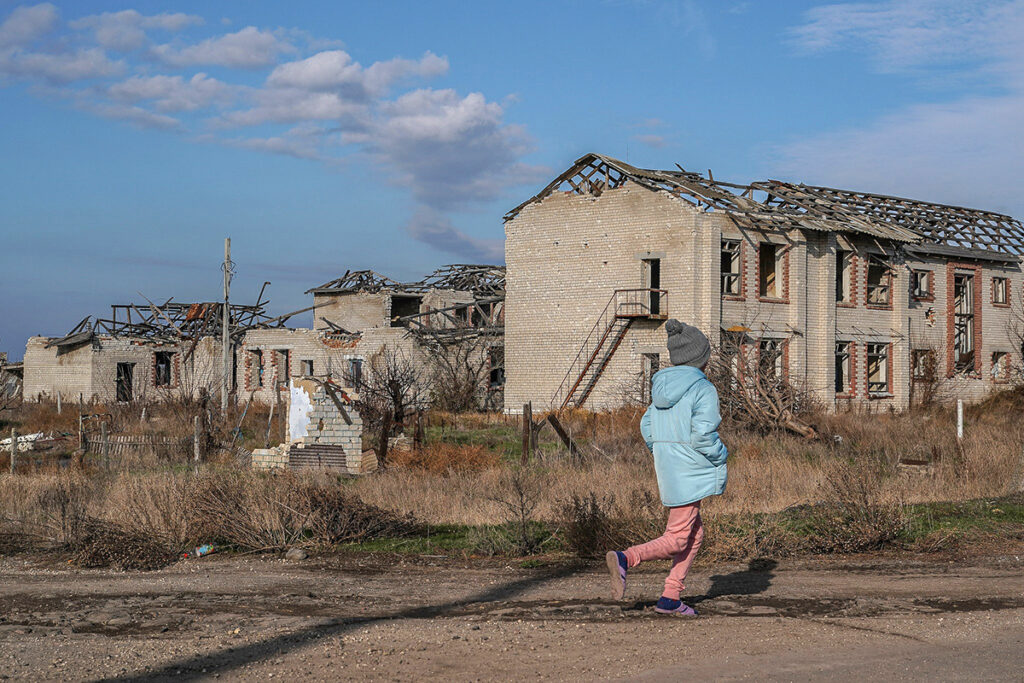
[900,495,1024,541]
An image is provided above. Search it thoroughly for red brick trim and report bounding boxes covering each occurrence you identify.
[945,262,984,378]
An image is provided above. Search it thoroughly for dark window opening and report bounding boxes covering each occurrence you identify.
[116,362,134,402]
[867,258,891,305]
[642,258,661,315]
[954,273,975,372]
[641,353,661,403]
[836,250,851,303]
[867,343,889,394]
[488,346,505,387]
[758,339,783,380]
[347,358,363,389]
[835,342,851,394]
[721,240,741,296]
[993,277,1008,305]
[301,359,314,376]
[911,270,932,299]
[759,243,779,298]
[391,295,423,327]
[155,351,173,387]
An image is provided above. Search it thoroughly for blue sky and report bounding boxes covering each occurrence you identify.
[2,0,1022,359]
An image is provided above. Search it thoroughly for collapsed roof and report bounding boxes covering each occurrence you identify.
[307,264,506,296]
[505,153,1024,262]
[45,299,286,357]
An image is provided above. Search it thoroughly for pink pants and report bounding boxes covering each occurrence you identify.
[623,502,704,600]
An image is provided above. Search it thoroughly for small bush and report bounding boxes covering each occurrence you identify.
[389,443,498,473]
[70,518,177,571]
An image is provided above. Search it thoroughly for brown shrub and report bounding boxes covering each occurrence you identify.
[70,517,177,571]
[390,443,498,473]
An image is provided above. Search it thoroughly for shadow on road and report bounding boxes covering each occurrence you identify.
[96,563,581,682]
[693,558,777,603]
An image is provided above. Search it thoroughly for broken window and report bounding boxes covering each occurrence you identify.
[912,349,936,382]
[642,258,661,315]
[250,350,264,388]
[347,358,363,389]
[275,349,290,385]
[390,295,423,327]
[866,258,891,306]
[488,346,505,388]
[758,339,784,380]
[991,352,1010,382]
[911,270,932,300]
[721,240,741,296]
[116,362,134,403]
[641,353,661,403]
[154,351,173,387]
[301,359,314,376]
[758,243,780,299]
[835,342,851,394]
[836,250,852,303]
[992,277,1008,305]
[866,343,889,394]
[954,273,975,372]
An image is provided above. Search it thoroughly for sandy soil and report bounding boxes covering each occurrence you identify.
[1,550,1023,682]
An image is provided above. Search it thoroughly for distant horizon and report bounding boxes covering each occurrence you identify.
[4,0,1023,360]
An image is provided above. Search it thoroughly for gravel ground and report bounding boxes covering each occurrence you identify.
[1,549,1023,681]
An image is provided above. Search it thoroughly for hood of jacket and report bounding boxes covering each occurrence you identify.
[651,365,708,409]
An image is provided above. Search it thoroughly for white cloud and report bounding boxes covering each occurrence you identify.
[217,88,366,126]
[267,49,448,97]
[82,101,181,129]
[107,72,233,112]
[0,3,58,48]
[0,47,122,83]
[345,88,542,209]
[69,9,203,51]
[633,133,668,148]
[152,26,293,68]
[779,0,1024,217]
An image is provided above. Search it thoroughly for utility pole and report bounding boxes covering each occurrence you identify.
[221,238,232,416]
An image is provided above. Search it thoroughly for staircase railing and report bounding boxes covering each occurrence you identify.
[551,289,668,410]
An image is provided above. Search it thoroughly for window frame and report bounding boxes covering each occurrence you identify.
[154,351,174,388]
[866,342,891,396]
[721,239,742,298]
[835,341,852,395]
[992,276,1009,306]
[911,269,933,301]
[836,250,852,304]
[866,257,892,308]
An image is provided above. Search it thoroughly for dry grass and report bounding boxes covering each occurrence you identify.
[389,443,499,473]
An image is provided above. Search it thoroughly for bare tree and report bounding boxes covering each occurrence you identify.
[346,345,428,454]
[422,336,501,412]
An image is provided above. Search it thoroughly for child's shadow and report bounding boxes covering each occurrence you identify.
[692,558,777,604]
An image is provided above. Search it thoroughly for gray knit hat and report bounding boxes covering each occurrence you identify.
[666,319,711,368]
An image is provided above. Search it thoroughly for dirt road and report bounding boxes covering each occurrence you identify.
[1,551,1023,681]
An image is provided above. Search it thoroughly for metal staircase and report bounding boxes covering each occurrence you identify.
[552,289,668,409]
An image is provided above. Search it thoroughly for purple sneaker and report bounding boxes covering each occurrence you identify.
[654,597,697,616]
[605,551,627,600]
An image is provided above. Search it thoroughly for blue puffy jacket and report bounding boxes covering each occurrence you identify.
[640,365,728,507]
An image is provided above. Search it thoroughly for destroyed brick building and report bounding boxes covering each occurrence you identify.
[21,265,505,408]
[503,153,1024,412]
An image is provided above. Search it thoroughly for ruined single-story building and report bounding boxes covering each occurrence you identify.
[239,265,505,407]
[503,153,1024,413]
[22,265,506,408]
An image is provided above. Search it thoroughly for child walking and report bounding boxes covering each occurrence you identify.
[606,320,728,616]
